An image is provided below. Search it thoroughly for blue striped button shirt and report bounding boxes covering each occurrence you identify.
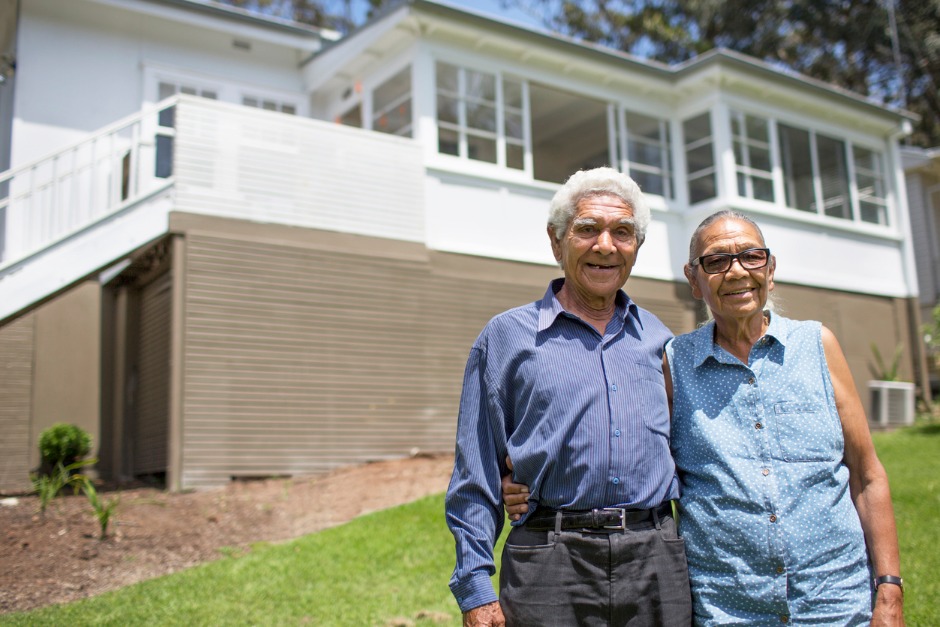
[446,279,679,612]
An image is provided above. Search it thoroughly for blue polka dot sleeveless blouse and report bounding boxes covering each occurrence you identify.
[666,313,872,625]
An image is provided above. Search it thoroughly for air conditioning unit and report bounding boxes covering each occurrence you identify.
[868,380,915,428]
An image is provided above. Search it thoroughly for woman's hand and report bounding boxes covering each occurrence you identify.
[501,457,530,521]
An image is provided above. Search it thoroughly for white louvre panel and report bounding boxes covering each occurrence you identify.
[0,316,35,492]
[172,96,425,244]
[133,272,172,475]
[868,380,915,428]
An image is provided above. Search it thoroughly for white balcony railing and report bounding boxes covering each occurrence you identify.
[0,97,179,268]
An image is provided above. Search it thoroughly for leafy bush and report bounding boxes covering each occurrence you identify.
[30,458,96,517]
[38,423,92,469]
[80,478,120,540]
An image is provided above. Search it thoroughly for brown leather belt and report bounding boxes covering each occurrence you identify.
[523,502,672,531]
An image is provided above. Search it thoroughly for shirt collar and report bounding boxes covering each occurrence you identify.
[690,310,784,368]
[537,278,641,333]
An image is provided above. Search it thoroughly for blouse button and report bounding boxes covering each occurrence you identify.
[769,514,778,523]
[762,468,770,476]
[748,377,756,385]
[755,422,763,430]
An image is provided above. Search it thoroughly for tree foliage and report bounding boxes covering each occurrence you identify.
[215,0,392,34]
[509,0,940,147]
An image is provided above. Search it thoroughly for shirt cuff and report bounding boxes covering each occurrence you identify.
[450,572,499,613]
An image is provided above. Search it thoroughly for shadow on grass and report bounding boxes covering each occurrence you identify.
[912,423,940,435]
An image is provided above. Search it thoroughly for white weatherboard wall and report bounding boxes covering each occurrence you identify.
[173,98,426,242]
[13,0,311,167]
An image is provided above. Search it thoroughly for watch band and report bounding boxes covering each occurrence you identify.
[874,575,904,590]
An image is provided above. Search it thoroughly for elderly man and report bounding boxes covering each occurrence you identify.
[445,167,692,626]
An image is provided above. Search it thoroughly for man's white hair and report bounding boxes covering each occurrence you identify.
[547,167,650,245]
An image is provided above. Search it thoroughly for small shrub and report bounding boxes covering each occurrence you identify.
[81,478,119,540]
[30,458,96,517]
[39,423,92,469]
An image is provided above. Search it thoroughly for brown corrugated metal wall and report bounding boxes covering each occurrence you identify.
[0,315,35,493]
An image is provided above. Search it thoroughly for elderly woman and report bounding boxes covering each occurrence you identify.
[504,210,905,625]
[666,210,904,625]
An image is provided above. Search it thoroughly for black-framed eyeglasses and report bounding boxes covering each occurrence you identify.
[691,248,771,274]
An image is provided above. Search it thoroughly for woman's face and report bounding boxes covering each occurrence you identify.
[684,218,775,324]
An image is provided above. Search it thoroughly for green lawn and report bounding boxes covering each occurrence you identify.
[2,426,937,626]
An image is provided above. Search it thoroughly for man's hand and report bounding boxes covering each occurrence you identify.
[463,601,505,626]
[871,585,904,626]
[501,456,530,521]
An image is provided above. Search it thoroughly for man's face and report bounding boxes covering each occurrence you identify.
[548,194,640,307]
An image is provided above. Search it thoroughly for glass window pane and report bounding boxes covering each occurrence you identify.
[374,66,412,137]
[689,174,716,204]
[155,135,173,179]
[504,79,523,109]
[437,94,458,125]
[633,170,664,196]
[746,115,769,141]
[506,143,525,170]
[282,104,296,115]
[684,113,711,144]
[750,146,771,172]
[817,134,850,219]
[860,200,886,224]
[505,111,524,140]
[687,145,715,174]
[629,138,663,169]
[438,127,459,156]
[339,104,362,128]
[436,62,459,94]
[466,101,497,133]
[779,124,815,212]
[529,82,609,184]
[158,82,176,100]
[374,67,411,112]
[753,177,774,202]
[630,113,662,141]
[467,134,497,163]
[465,70,496,102]
[684,112,714,203]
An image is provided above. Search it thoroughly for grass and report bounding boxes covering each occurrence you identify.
[2,426,936,626]
[872,423,940,626]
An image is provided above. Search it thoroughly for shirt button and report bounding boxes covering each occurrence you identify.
[755,422,763,429]
[614,429,622,437]
[762,468,770,476]
[612,477,620,485]
[611,384,618,391]
[769,514,778,523]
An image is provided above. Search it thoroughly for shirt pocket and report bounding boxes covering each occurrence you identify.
[772,401,839,462]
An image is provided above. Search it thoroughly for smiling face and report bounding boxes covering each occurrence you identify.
[548,193,640,314]
[685,217,775,325]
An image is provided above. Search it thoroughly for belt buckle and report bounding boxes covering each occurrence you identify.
[602,507,626,530]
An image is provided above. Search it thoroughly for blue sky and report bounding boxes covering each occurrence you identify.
[440,0,543,29]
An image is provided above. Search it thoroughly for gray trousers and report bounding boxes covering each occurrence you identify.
[499,509,692,626]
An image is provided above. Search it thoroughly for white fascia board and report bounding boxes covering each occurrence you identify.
[84,0,324,54]
[300,3,412,94]
[674,50,914,132]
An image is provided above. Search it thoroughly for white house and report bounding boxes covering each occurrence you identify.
[0,0,928,492]
[903,146,940,395]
